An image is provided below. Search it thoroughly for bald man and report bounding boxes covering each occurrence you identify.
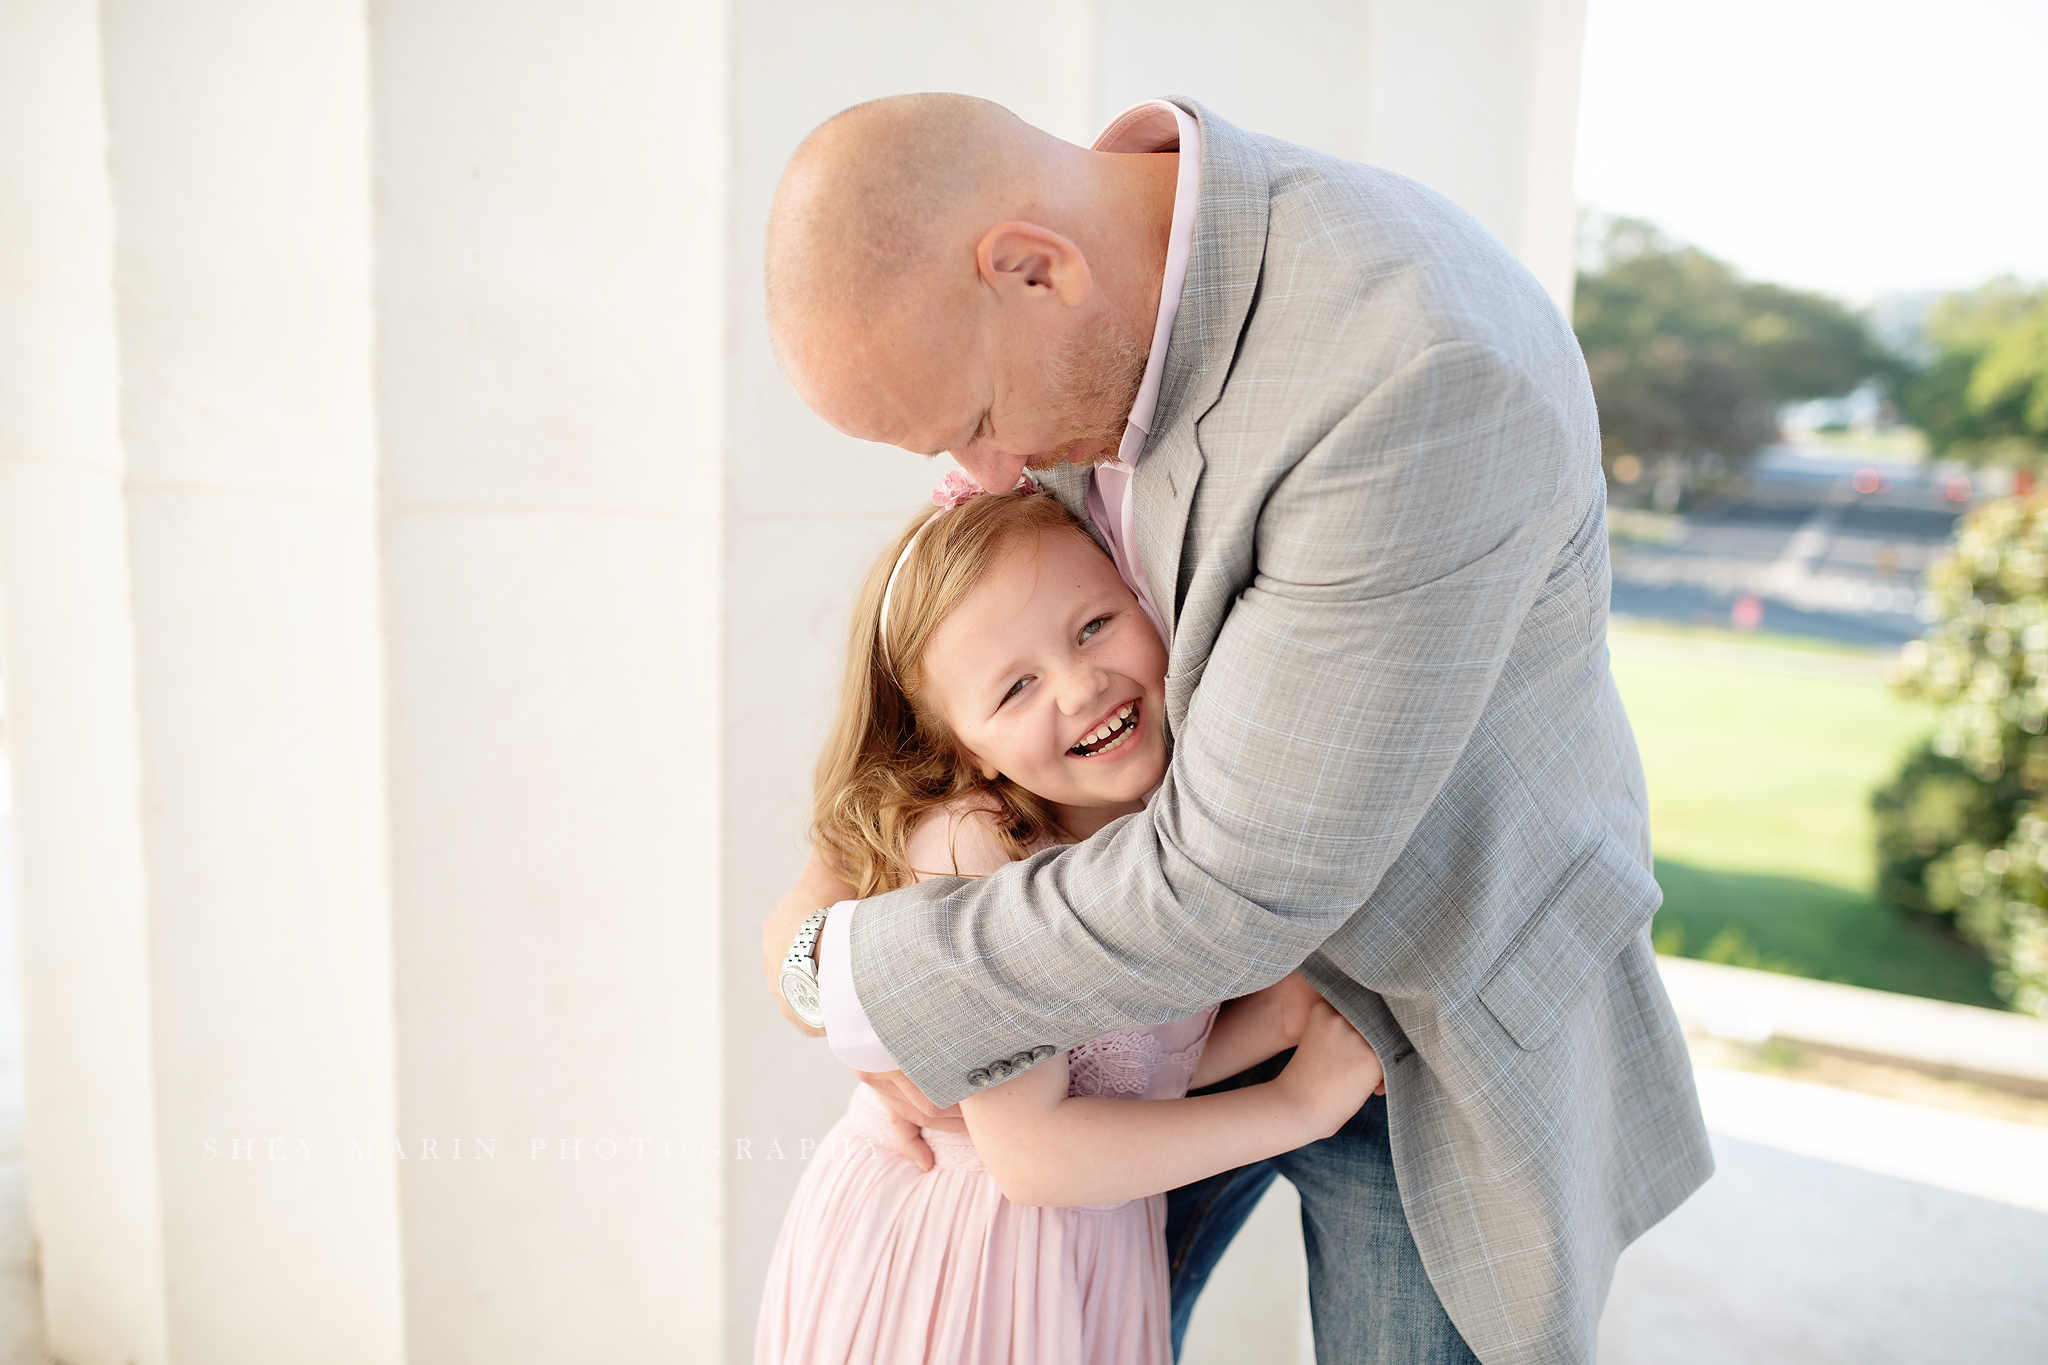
[760,94,1709,1365]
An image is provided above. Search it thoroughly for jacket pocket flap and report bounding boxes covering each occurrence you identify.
[1477,834,1662,1051]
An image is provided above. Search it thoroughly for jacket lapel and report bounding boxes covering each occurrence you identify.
[1134,100,1271,648]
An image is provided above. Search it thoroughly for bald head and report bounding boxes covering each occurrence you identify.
[766,94,1037,337]
[764,93,1179,490]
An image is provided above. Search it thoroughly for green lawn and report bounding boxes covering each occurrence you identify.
[1609,631,2005,1008]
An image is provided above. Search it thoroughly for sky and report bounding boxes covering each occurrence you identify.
[1574,0,2048,303]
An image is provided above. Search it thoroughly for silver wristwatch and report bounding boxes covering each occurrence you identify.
[778,908,831,1027]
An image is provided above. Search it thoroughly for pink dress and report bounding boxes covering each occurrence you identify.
[752,1006,1218,1365]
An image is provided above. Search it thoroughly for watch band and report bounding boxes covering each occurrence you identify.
[783,908,828,971]
[778,908,831,1027]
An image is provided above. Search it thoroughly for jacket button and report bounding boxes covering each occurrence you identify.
[1030,1044,1056,1062]
[986,1059,1014,1081]
[966,1068,991,1088]
[1009,1052,1036,1072]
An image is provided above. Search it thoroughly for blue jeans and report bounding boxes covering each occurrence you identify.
[1166,1053,1480,1364]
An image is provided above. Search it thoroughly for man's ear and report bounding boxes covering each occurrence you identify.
[975,221,1094,310]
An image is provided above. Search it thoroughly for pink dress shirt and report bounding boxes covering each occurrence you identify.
[820,100,1203,1072]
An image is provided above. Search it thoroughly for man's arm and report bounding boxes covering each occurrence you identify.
[846,341,1596,1108]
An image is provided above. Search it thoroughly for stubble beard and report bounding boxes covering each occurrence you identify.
[1035,317,1150,471]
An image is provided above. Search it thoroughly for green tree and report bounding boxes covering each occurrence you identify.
[1883,493,2048,1014]
[1574,219,1885,488]
[1739,281,1888,403]
[1896,278,2048,469]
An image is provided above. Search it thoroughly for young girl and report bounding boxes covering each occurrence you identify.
[755,473,1383,1365]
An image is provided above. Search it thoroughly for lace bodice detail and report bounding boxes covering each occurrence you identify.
[899,803,1217,1105]
[1065,1004,1218,1101]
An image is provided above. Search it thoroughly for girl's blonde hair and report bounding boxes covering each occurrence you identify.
[812,486,1102,896]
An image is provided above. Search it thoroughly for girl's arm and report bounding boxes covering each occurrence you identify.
[1190,970,1330,1089]
[959,999,1383,1208]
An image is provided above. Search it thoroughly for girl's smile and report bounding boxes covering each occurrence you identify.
[1067,697,1142,760]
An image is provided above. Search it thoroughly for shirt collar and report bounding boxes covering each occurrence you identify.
[1091,100,1201,470]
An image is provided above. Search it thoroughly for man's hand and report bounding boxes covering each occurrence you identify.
[760,847,858,1037]
[856,1069,968,1172]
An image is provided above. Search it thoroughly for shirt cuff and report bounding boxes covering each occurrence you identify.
[818,899,899,1072]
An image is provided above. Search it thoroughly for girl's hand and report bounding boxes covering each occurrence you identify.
[857,1070,967,1172]
[1273,1000,1385,1139]
[1212,970,1322,1046]
[1193,970,1374,1090]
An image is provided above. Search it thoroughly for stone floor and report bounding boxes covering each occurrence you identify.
[1602,1132,2048,1364]
[0,795,39,1362]
[0,1142,37,1365]
[1181,1090,2048,1365]
[1181,1175,1315,1365]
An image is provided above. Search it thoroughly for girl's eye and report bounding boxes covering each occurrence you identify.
[1002,677,1029,702]
[1079,616,1109,642]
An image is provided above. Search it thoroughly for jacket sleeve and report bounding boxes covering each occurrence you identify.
[849,340,1591,1107]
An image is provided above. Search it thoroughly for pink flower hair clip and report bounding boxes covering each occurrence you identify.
[932,467,1034,509]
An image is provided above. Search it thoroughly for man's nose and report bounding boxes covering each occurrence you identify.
[949,447,1029,495]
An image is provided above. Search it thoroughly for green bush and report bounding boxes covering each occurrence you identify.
[1884,492,2048,1013]
[1924,824,2048,1016]
[1871,740,2019,917]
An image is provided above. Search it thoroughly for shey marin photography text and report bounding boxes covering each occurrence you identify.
[201,1135,880,1162]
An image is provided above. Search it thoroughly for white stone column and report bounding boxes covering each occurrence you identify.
[0,4,169,1362]
[1095,0,1589,311]
[94,0,409,1361]
[1356,0,1589,312]
[370,0,731,1358]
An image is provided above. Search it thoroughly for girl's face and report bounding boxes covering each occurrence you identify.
[921,526,1169,837]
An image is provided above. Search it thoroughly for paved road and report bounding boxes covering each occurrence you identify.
[1611,445,1974,648]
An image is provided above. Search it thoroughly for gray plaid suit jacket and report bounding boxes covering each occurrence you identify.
[845,100,1712,1365]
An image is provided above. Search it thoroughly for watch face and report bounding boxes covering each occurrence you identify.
[780,968,825,1027]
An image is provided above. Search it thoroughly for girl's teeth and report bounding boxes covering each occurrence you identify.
[1073,703,1141,756]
